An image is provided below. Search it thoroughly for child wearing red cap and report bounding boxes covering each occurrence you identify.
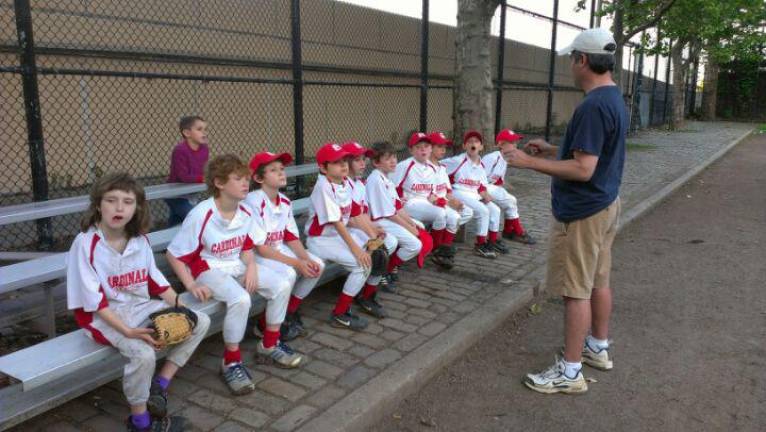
[341,141,399,294]
[244,151,326,345]
[391,132,454,270]
[442,130,508,258]
[304,143,386,330]
[482,129,537,244]
[427,131,473,268]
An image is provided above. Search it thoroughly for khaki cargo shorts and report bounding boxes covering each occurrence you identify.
[546,197,621,300]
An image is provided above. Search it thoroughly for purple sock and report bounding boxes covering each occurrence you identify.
[154,376,170,391]
[131,411,151,429]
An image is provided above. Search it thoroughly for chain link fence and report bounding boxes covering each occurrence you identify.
[0,0,678,251]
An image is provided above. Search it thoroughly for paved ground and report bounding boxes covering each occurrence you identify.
[7,121,756,432]
[372,130,766,432]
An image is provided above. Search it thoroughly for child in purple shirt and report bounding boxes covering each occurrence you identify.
[166,116,210,226]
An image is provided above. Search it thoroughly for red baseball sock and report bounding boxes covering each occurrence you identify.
[442,230,456,246]
[287,295,302,314]
[488,231,499,243]
[510,218,525,235]
[361,283,378,300]
[475,235,487,245]
[333,293,354,316]
[503,218,516,234]
[431,229,445,247]
[262,329,280,349]
[223,347,241,365]
[387,252,404,273]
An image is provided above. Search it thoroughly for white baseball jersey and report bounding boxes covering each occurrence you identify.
[481,150,507,186]
[167,197,255,278]
[305,174,362,237]
[67,227,170,342]
[346,177,369,214]
[365,169,403,220]
[243,189,301,249]
[431,161,452,199]
[443,153,489,196]
[392,157,436,201]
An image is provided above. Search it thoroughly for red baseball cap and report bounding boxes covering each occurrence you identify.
[341,141,374,157]
[408,132,431,148]
[463,130,483,144]
[249,151,293,173]
[427,131,453,146]
[316,143,350,166]
[495,128,524,144]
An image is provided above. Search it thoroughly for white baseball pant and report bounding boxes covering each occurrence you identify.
[306,230,379,297]
[375,218,422,261]
[255,247,326,300]
[451,190,501,236]
[487,184,519,219]
[404,199,453,231]
[89,301,211,406]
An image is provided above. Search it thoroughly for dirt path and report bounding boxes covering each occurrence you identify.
[373,132,766,432]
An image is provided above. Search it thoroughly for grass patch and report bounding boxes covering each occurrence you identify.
[627,142,657,151]
[757,124,766,133]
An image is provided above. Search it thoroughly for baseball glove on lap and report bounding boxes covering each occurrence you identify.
[365,237,389,277]
[149,298,198,346]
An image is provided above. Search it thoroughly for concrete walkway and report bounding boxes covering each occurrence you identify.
[8,121,755,432]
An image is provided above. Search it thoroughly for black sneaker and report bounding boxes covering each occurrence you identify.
[330,311,368,331]
[388,269,399,283]
[146,380,168,418]
[430,246,454,270]
[280,312,307,342]
[503,231,537,245]
[474,243,497,259]
[380,273,398,293]
[489,239,509,254]
[355,296,387,318]
[126,415,187,432]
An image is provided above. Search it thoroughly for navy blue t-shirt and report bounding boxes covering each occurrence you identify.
[551,85,627,222]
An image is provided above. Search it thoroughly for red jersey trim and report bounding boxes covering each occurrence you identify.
[175,209,213,278]
[396,160,416,198]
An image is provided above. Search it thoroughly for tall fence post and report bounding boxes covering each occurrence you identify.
[544,0,559,141]
[494,3,507,136]
[589,0,596,28]
[419,0,429,132]
[290,0,305,195]
[14,0,52,249]
[649,27,661,126]
[662,39,672,123]
[630,46,645,132]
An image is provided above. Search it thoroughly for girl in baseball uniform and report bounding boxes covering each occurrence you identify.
[244,151,325,342]
[427,131,474,268]
[365,141,425,313]
[392,133,456,262]
[442,130,509,258]
[481,129,536,244]
[67,173,210,432]
[305,143,385,331]
[167,155,300,397]
[341,141,399,293]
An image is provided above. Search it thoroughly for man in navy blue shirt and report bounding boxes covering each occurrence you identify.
[504,28,628,394]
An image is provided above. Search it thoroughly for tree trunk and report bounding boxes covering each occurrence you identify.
[612,5,625,89]
[700,55,719,121]
[454,0,500,145]
[669,40,687,130]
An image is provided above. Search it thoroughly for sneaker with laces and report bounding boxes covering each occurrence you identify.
[146,380,168,418]
[430,246,455,269]
[126,415,187,432]
[582,341,613,370]
[355,295,387,318]
[255,341,303,368]
[503,231,537,245]
[220,362,256,395]
[280,312,307,342]
[489,239,509,254]
[523,357,588,394]
[474,243,498,259]
[330,311,368,330]
[380,273,398,293]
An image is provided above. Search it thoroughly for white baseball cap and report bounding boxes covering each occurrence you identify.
[557,28,617,56]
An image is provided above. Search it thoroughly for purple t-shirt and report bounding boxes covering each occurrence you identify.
[167,140,209,183]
